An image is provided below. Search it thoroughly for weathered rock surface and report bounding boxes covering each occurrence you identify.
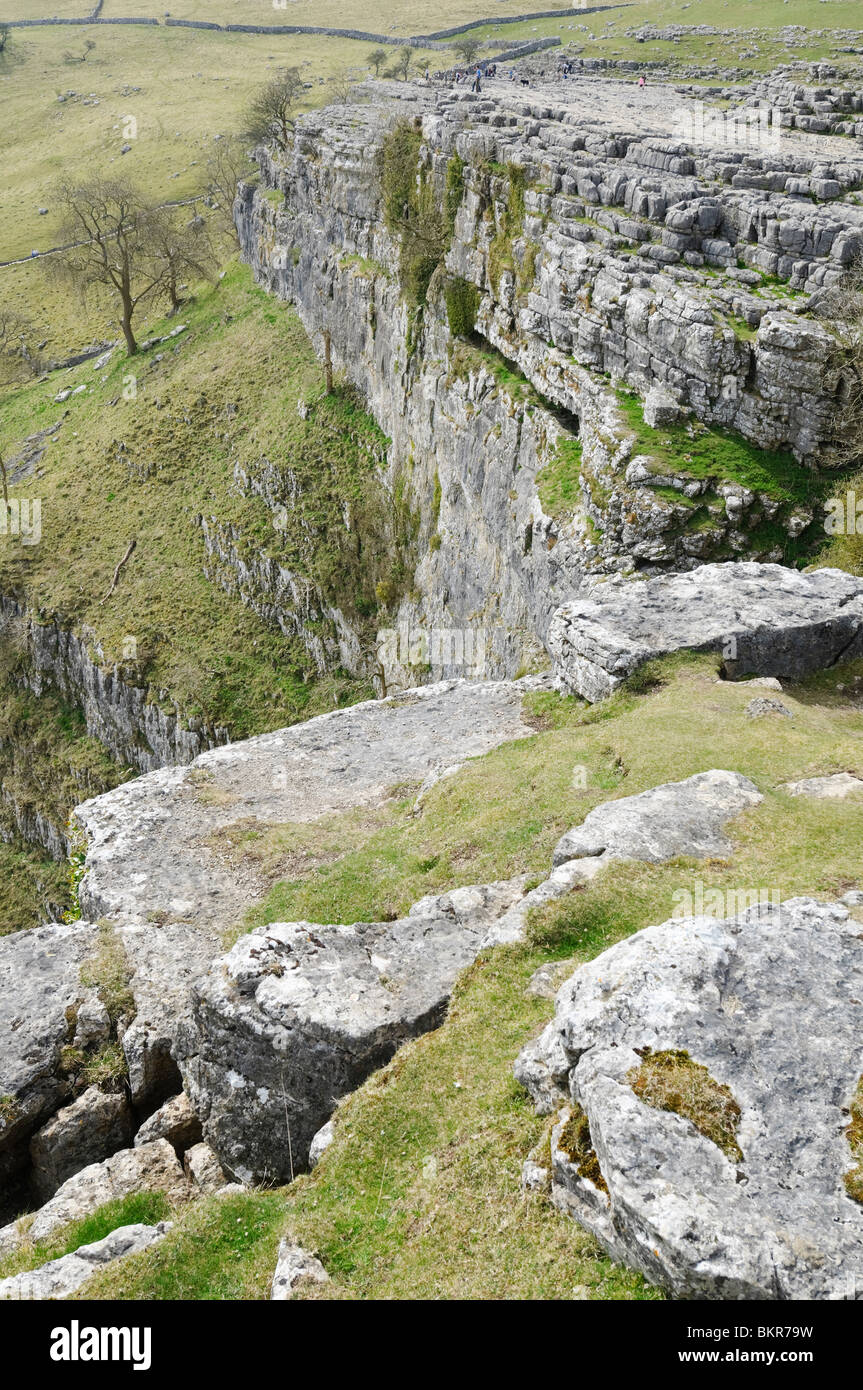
[270,1239,329,1300]
[783,772,863,799]
[308,1119,335,1170]
[236,75,863,686]
[0,1141,192,1257]
[551,769,762,867]
[178,879,528,1184]
[0,1222,171,1301]
[133,1092,202,1154]
[0,921,99,1198]
[29,1086,134,1202]
[516,897,863,1300]
[548,563,863,700]
[183,1142,229,1194]
[74,678,540,1107]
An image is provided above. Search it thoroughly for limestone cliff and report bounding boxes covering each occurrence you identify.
[235,77,861,683]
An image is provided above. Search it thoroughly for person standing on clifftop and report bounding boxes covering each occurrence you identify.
[638,74,645,90]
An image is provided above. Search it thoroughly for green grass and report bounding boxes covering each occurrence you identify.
[234,654,863,938]
[74,655,863,1300]
[0,838,68,933]
[536,436,583,517]
[0,262,409,741]
[465,0,863,77]
[20,659,857,1304]
[0,1191,172,1282]
[0,23,443,293]
[0,678,126,893]
[616,388,835,506]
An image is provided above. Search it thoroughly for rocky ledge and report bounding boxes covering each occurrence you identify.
[548,561,863,700]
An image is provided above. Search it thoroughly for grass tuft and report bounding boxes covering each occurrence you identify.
[628,1048,743,1163]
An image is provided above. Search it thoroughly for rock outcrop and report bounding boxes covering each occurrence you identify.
[782,772,863,800]
[270,1239,329,1300]
[133,1093,202,1154]
[178,767,758,1183]
[515,897,863,1300]
[0,921,100,1203]
[0,1222,171,1302]
[548,562,863,700]
[236,75,862,682]
[0,677,541,1208]
[551,769,762,866]
[72,677,540,1109]
[178,879,526,1184]
[29,1086,134,1202]
[484,769,761,946]
[0,1140,193,1258]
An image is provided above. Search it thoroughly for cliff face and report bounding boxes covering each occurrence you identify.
[235,77,861,682]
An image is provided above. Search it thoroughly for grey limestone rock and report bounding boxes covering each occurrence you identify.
[178,879,527,1185]
[29,1086,134,1202]
[0,1222,171,1301]
[551,769,762,868]
[0,1140,193,1257]
[133,1092,202,1153]
[270,1238,329,1300]
[515,897,863,1299]
[548,563,863,701]
[74,678,538,1107]
[0,921,100,1197]
[782,772,863,799]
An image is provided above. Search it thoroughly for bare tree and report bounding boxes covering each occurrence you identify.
[142,206,217,314]
[49,178,209,355]
[243,67,304,152]
[202,135,255,245]
[367,47,388,78]
[0,307,41,383]
[452,37,481,67]
[394,46,414,81]
[64,38,96,64]
[328,70,367,105]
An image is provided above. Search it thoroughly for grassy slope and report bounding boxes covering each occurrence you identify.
[0,263,408,929]
[0,262,402,738]
[73,654,863,1299]
[0,839,67,933]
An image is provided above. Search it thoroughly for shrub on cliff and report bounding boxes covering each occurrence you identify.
[379,120,447,311]
[444,277,479,339]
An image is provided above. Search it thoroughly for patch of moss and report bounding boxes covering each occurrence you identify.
[379,120,447,311]
[0,1095,20,1126]
[81,1042,128,1092]
[844,1075,863,1204]
[557,1104,609,1194]
[628,1047,743,1163]
[445,153,465,233]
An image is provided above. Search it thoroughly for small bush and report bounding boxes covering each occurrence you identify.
[444,277,479,339]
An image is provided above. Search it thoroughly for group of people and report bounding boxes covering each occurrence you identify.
[427,59,647,92]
